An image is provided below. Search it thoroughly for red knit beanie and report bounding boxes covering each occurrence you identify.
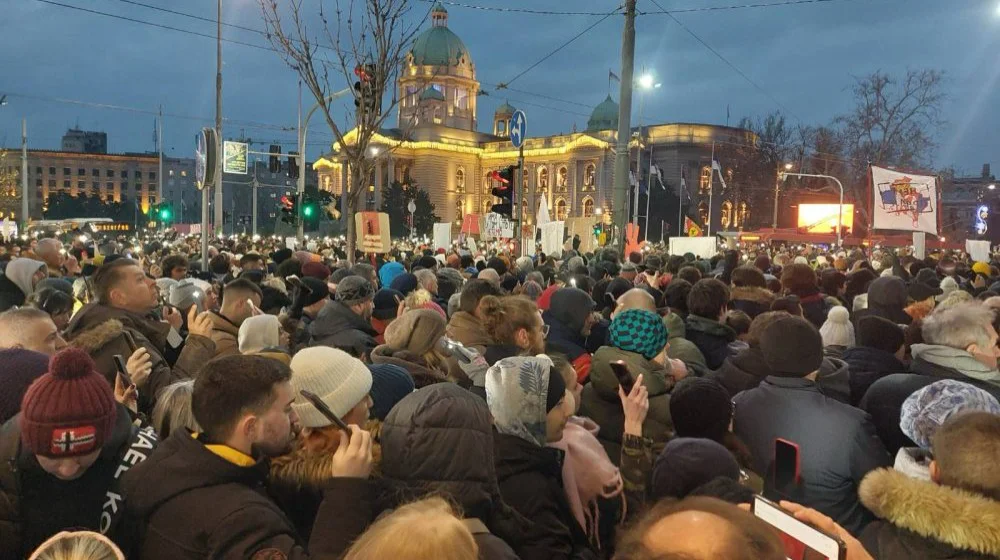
[20,348,117,458]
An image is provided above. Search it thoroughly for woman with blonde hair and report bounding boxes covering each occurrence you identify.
[28,531,125,560]
[150,379,200,439]
[344,497,478,560]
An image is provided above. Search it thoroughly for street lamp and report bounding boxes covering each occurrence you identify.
[635,69,661,241]
[782,171,846,247]
[989,183,996,190]
[784,163,794,171]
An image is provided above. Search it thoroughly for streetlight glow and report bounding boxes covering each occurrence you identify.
[989,184,996,190]
[639,74,655,89]
[784,163,794,171]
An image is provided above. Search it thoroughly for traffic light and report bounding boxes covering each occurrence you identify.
[269,144,281,173]
[280,194,297,224]
[353,64,379,122]
[287,152,299,179]
[302,199,316,218]
[157,202,173,223]
[490,165,516,218]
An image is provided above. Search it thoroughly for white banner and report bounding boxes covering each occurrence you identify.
[484,213,514,238]
[967,239,990,263]
[433,222,452,251]
[912,232,925,259]
[540,221,564,255]
[871,165,938,234]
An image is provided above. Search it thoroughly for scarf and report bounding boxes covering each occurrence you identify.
[485,355,554,447]
[911,343,1000,387]
[547,417,623,549]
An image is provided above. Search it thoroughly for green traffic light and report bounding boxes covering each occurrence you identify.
[159,208,172,220]
[303,205,315,218]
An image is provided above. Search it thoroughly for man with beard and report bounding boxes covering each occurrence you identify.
[122,355,373,559]
[307,276,379,361]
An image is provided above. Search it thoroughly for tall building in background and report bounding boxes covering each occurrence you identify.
[61,128,108,154]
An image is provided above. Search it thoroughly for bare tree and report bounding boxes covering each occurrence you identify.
[259,0,422,261]
[0,150,20,222]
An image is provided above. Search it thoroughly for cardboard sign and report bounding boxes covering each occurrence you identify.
[355,212,391,253]
[433,222,452,251]
[484,212,515,238]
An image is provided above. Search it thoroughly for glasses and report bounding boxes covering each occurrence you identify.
[541,324,550,338]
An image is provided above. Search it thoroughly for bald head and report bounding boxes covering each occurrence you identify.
[612,288,657,319]
[0,308,67,356]
[35,238,63,269]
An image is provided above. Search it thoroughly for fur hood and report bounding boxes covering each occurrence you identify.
[859,468,1000,557]
[69,318,125,354]
[270,420,384,488]
[730,286,776,306]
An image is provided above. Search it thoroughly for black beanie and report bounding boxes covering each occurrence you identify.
[669,378,732,442]
[546,366,567,413]
[857,315,905,354]
[759,315,823,377]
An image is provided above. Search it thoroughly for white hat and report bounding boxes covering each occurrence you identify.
[936,276,959,302]
[289,347,372,427]
[819,306,854,348]
[238,315,281,354]
[793,256,809,265]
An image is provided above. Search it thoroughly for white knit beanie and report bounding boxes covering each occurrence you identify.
[238,315,281,354]
[289,347,372,427]
[819,305,855,348]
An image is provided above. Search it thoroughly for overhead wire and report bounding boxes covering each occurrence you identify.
[643,0,857,14]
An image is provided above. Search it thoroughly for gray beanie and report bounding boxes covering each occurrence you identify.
[169,280,204,311]
[290,347,372,425]
[335,276,375,306]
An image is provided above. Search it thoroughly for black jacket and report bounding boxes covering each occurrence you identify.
[0,276,25,313]
[307,300,378,359]
[684,315,736,370]
[0,404,155,560]
[733,376,890,536]
[842,346,907,407]
[711,349,852,404]
[123,430,369,560]
[795,289,831,329]
[494,432,597,560]
[860,354,1000,456]
[729,286,776,319]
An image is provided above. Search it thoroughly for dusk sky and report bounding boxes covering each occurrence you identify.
[2,0,998,175]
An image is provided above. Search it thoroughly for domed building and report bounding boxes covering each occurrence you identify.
[315,4,757,242]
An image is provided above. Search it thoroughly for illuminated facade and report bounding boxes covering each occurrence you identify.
[315,2,756,237]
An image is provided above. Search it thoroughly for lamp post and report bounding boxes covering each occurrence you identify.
[780,171,846,247]
[634,71,660,242]
[297,86,352,241]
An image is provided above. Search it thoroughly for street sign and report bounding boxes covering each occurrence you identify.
[510,109,527,149]
[195,128,217,190]
[223,141,248,174]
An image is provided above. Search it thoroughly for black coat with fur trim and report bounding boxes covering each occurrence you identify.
[859,468,1000,559]
[730,286,776,319]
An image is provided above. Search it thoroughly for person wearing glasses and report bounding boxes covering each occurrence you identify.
[479,294,548,367]
[27,287,75,332]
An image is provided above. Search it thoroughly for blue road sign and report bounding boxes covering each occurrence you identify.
[510,109,527,149]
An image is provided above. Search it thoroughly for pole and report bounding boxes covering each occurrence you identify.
[612,0,637,253]
[20,119,28,230]
[213,0,224,236]
[772,168,780,229]
[707,142,715,237]
[643,145,652,241]
[633,85,645,237]
[678,174,684,237]
[297,81,305,242]
[781,172,846,247]
[251,174,258,237]
[517,145,525,256]
[157,105,164,203]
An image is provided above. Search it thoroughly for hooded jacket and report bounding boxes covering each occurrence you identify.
[123,430,370,559]
[710,348,852,403]
[854,277,913,326]
[66,303,216,413]
[684,314,737,370]
[730,286,776,319]
[369,345,449,388]
[661,312,708,375]
[733,376,890,535]
[0,259,45,312]
[543,295,594,384]
[307,299,378,359]
[447,310,494,354]
[859,468,1000,559]
[842,346,907,407]
[207,311,241,359]
[377,261,405,290]
[0,404,155,559]
[579,346,673,459]
[860,344,1000,455]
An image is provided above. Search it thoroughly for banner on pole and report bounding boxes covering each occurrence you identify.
[684,216,703,237]
[912,232,925,259]
[540,221,564,255]
[355,212,391,253]
[871,166,938,234]
[967,239,990,263]
[484,213,515,238]
[433,222,452,251]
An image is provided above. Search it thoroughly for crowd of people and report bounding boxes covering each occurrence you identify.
[0,231,999,559]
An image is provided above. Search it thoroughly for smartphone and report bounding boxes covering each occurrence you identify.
[774,438,801,496]
[610,361,634,394]
[121,330,139,354]
[299,390,350,432]
[112,354,133,388]
[752,495,846,560]
[439,337,475,364]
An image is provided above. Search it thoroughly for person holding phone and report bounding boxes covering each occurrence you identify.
[203,278,263,359]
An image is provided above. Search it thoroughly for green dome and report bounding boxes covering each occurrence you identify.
[495,101,516,116]
[410,22,468,67]
[586,95,619,132]
[419,88,446,102]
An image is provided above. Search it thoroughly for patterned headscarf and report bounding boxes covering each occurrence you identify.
[900,379,1000,449]
[485,355,560,447]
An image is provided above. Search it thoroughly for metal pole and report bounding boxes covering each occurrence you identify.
[678,175,683,237]
[707,142,715,237]
[644,145,652,241]
[251,174,258,237]
[517,145,525,256]
[612,0,637,252]
[157,105,164,203]
[297,81,305,242]
[772,169,780,229]
[20,119,28,229]
[633,87,644,235]
[213,0,224,236]
[782,172,846,247]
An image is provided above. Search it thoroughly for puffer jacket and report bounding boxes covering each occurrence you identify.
[684,314,737,370]
[662,312,708,375]
[66,304,216,413]
[578,346,673,460]
[859,468,1000,559]
[842,346,907,407]
[307,299,378,359]
[730,286,776,319]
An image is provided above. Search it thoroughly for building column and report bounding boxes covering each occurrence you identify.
[596,157,606,210]
[387,153,395,187]
[339,160,349,197]
[374,161,384,210]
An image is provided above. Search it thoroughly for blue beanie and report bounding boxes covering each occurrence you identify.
[609,309,668,360]
[368,363,415,420]
[390,272,419,296]
[379,261,405,289]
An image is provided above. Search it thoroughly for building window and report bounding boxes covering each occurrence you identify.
[556,198,568,220]
[48,167,55,175]
[521,198,529,223]
[538,167,549,191]
[77,168,85,176]
[497,120,506,135]
[150,172,156,181]
[738,202,749,227]
[455,167,465,193]
[106,182,113,190]
[557,167,568,191]
[483,199,493,215]
[92,181,99,190]
[121,170,128,178]
[91,169,98,177]
[169,169,174,177]
[63,168,70,175]
[63,180,70,189]
[698,202,709,225]
[48,179,55,188]
[721,201,733,229]
[584,164,596,189]
[455,197,464,221]
[483,172,493,194]
[35,167,42,175]
[77,181,85,189]
[35,179,42,187]
[455,87,468,110]
[582,197,595,217]
[699,166,711,194]
[107,169,114,177]
[180,170,187,177]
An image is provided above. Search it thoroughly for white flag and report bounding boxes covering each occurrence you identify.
[871,165,938,235]
[650,164,665,190]
[711,160,722,173]
[536,196,551,229]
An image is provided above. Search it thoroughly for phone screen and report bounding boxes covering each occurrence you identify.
[752,496,845,560]
[774,438,800,496]
[609,361,634,394]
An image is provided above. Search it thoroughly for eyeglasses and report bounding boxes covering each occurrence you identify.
[541,324,550,338]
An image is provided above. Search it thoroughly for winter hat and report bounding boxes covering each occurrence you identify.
[416,255,439,270]
[437,267,464,291]
[485,355,562,447]
[900,379,1000,449]
[20,348,117,458]
[154,277,178,296]
[378,261,405,288]
[819,306,854,348]
[856,315,905,354]
[169,280,204,311]
[5,258,46,297]
[238,315,281,354]
[549,288,596,334]
[301,261,331,280]
[289,347,373,426]
[515,256,534,273]
[908,279,943,302]
[0,349,51,424]
[384,309,446,356]
[608,309,668,360]
[759,315,824,377]
[390,272,419,296]
[373,289,404,321]
[669,377,732,442]
[936,276,959,301]
[270,247,293,265]
[298,277,331,307]
[868,276,907,308]
[914,268,940,289]
[368,363,415,420]
[36,278,73,296]
[335,276,375,306]
[651,438,741,501]
[973,261,992,277]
